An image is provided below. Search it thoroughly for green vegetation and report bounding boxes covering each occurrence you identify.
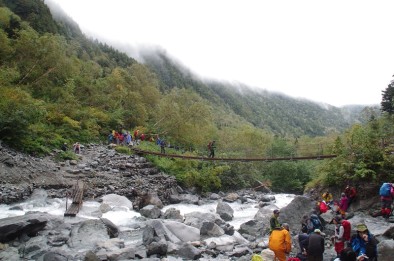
[0,0,392,193]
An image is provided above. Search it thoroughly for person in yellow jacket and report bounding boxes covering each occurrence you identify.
[268,223,291,261]
[322,191,334,209]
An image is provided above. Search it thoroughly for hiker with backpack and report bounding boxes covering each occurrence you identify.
[160,139,166,154]
[378,182,394,218]
[307,213,323,234]
[208,140,216,158]
[330,216,351,257]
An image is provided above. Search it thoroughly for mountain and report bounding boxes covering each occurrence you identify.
[0,0,381,157]
[140,51,380,137]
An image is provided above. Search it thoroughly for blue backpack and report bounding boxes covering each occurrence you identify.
[310,214,322,230]
[380,183,392,197]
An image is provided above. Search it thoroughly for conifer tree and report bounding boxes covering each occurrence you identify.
[381,76,394,114]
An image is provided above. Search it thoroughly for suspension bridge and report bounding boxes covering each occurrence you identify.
[131,147,337,162]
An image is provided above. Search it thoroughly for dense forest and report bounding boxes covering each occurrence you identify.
[0,0,393,194]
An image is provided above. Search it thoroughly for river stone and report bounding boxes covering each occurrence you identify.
[68,219,110,250]
[0,213,49,242]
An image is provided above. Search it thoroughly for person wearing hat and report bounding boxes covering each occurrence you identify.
[268,223,291,261]
[306,229,325,261]
[269,209,281,233]
[351,223,377,261]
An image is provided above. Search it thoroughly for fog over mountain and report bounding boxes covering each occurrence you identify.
[47,0,392,107]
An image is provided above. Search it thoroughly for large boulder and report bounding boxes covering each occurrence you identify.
[200,221,225,237]
[140,205,162,219]
[377,240,394,261]
[145,220,200,244]
[68,219,110,251]
[216,201,234,221]
[278,196,316,232]
[101,194,133,210]
[0,213,49,242]
[184,211,222,229]
[238,219,266,238]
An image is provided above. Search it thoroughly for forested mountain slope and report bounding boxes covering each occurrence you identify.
[0,0,380,153]
[141,52,380,137]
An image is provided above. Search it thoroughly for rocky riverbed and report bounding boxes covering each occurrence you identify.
[0,142,394,261]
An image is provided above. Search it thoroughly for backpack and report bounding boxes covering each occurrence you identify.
[310,214,322,230]
[207,142,212,150]
[379,183,392,197]
[342,220,351,241]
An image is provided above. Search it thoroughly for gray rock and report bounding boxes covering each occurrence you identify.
[200,221,224,237]
[216,201,234,221]
[68,219,110,251]
[163,207,183,220]
[100,218,119,238]
[176,243,202,260]
[377,239,394,261]
[238,219,265,237]
[0,213,49,242]
[140,205,162,219]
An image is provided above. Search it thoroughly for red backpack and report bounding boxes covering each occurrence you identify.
[342,220,351,241]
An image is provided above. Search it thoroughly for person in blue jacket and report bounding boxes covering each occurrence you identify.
[351,223,377,261]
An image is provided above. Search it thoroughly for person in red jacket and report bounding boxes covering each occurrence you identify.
[344,185,357,208]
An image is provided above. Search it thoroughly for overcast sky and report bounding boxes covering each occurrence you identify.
[48,0,394,107]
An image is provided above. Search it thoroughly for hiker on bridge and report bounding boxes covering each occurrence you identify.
[160,139,166,154]
[208,140,216,158]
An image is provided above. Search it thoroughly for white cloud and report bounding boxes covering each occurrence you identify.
[48,0,394,106]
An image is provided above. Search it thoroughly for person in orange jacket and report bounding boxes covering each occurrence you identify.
[268,223,291,261]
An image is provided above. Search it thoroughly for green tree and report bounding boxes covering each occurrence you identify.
[153,88,216,148]
[381,79,394,114]
[0,87,46,148]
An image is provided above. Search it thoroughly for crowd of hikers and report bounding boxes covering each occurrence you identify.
[59,125,219,159]
[106,129,217,158]
[263,182,394,261]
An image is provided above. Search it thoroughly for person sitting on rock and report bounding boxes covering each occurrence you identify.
[351,223,377,261]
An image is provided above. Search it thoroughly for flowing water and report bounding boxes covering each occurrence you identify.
[0,192,295,230]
